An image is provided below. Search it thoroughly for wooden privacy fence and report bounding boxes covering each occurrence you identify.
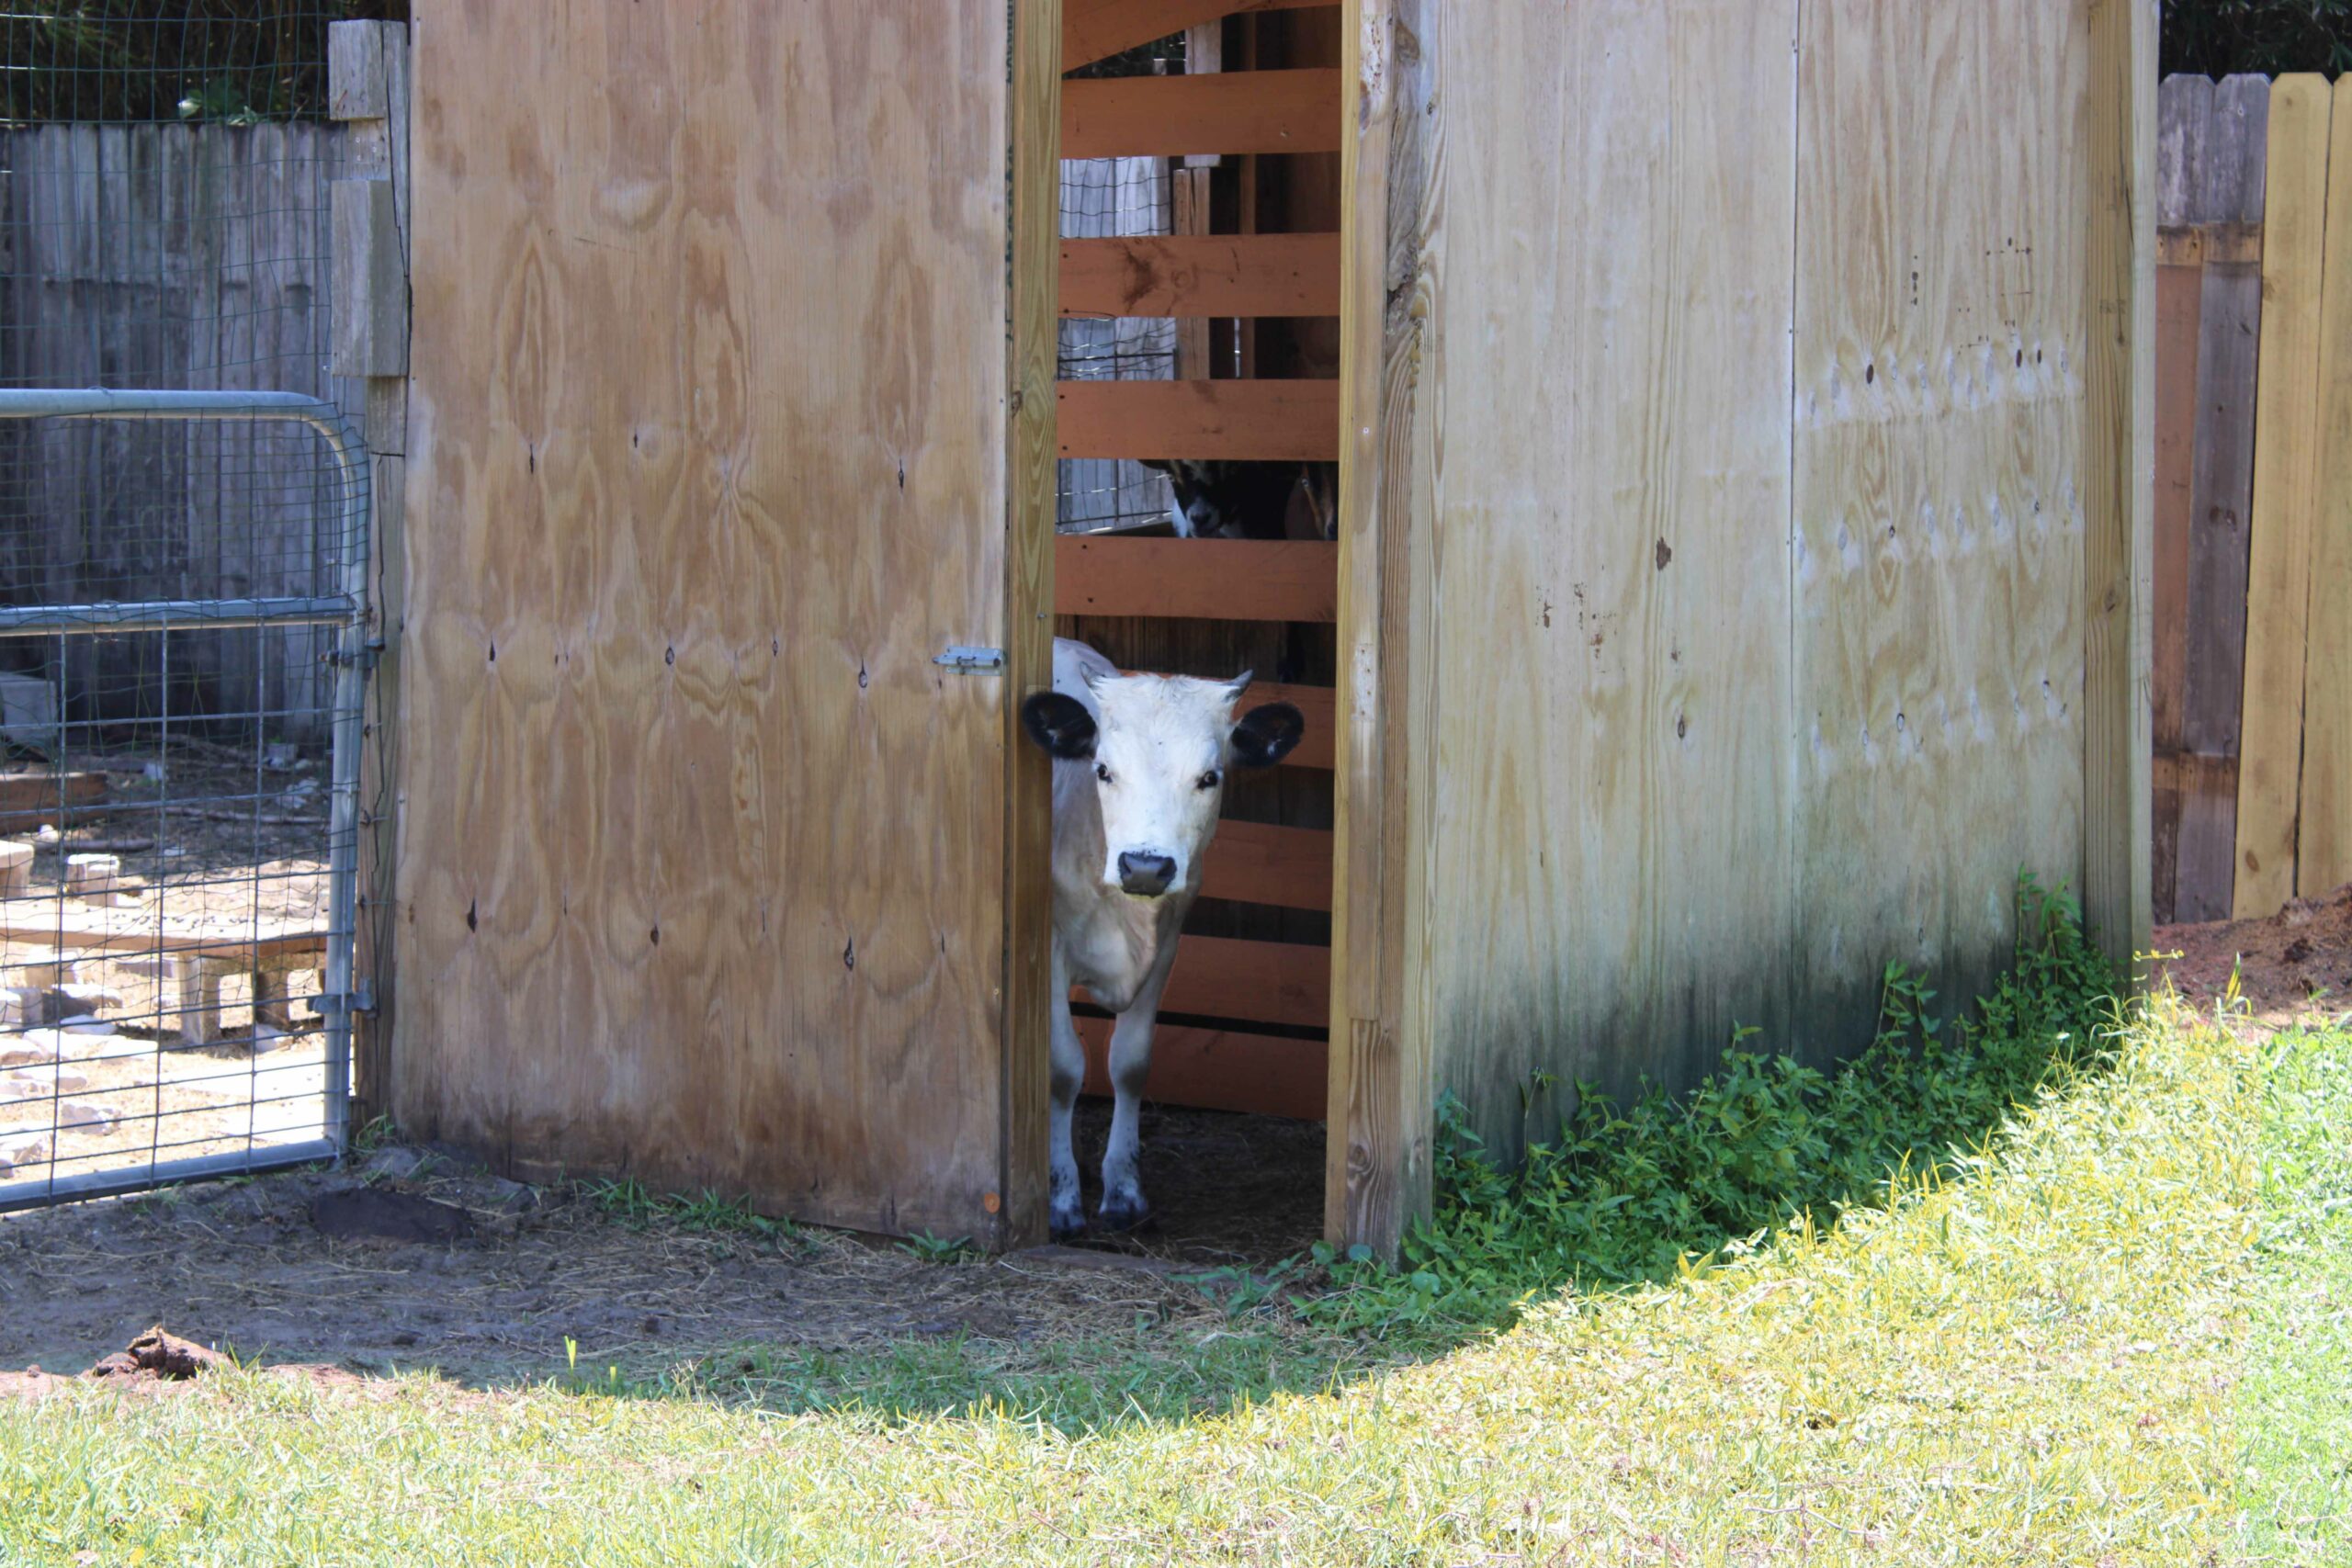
[0,121,348,735]
[2155,73,2352,924]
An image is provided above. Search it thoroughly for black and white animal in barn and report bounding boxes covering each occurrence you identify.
[1140,458,1338,541]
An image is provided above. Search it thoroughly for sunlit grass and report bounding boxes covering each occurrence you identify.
[0,998,2263,1565]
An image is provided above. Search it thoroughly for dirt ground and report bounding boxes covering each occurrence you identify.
[0,740,334,1192]
[2152,880,2352,1026]
[0,1101,1322,1387]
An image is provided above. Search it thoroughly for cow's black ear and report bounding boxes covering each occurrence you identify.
[1230,702,1305,769]
[1022,692,1097,760]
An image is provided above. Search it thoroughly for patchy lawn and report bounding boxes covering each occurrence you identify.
[0,997,2262,1565]
[2240,1021,2352,1565]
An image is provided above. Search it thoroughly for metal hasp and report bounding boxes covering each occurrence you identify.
[933,645,1006,673]
[0,387,371,1192]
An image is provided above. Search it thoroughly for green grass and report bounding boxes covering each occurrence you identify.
[0,987,2262,1562]
[2240,1019,2352,1563]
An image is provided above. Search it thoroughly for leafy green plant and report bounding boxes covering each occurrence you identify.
[1311,874,2119,1339]
[897,1231,976,1265]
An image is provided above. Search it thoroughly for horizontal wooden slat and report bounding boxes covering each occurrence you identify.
[1201,819,1331,910]
[1075,1017,1326,1120]
[1057,536,1337,622]
[1075,934,1329,1027]
[1062,0,1332,73]
[1062,69,1341,159]
[1060,233,1341,320]
[1057,378,1340,461]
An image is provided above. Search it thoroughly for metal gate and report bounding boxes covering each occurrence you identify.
[0,389,368,1208]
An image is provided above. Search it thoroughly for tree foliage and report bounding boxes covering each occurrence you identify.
[2163,0,2352,78]
[1,2,406,125]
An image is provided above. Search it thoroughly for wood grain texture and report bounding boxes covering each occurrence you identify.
[2079,0,2156,967]
[2150,75,2210,922]
[1075,933,1328,1026]
[1420,0,1800,1152]
[1796,0,2100,1043]
[1062,68,1342,158]
[1056,378,1340,459]
[2297,76,2352,896]
[1074,1017,1324,1120]
[1199,819,1333,910]
[2233,76,2335,917]
[1000,0,1063,1249]
[396,0,1020,1242]
[2172,74,2268,923]
[1055,536,1338,620]
[1059,232,1340,319]
[1327,0,1434,1254]
[1062,0,1329,72]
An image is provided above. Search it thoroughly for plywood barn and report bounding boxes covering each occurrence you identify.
[378,1,2154,1256]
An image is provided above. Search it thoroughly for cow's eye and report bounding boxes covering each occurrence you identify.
[1196,769,1221,791]
[1094,763,1114,784]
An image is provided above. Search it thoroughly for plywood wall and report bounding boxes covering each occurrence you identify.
[1340,0,2143,1181]
[394,1,1037,1243]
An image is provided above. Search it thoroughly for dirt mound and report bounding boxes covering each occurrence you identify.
[2154,882,2352,1023]
[85,1324,224,1381]
[0,1325,379,1403]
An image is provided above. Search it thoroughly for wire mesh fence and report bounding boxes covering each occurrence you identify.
[0,6,372,1205]
[1057,33,1184,536]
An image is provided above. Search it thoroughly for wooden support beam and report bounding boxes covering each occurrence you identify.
[2295,75,2352,897]
[2234,75,2336,917]
[1075,934,1329,1027]
[1059,233,1340,320]
[1074,1017,1326,1120]
[1063,0,1332,73]
[1200,819,1331,910]
[331,177,408,377]
[1062,68,1342,158]
[1056,378,1340,461]
[1056,536,1336,621]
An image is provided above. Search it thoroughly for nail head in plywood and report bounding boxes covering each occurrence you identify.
[2233,75,2335,918]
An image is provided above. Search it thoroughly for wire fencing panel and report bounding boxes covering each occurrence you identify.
[0,6,376,1205]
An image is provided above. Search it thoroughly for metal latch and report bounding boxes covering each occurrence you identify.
[933,646,1005,674]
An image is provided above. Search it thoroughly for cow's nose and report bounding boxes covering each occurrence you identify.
[1117,852,1178,897]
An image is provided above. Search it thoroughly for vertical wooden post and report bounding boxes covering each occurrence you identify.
[328,18,412,1133]
[1172,21,1219,382]
[2082,0,2157,971]
[1329,0,1433,1257]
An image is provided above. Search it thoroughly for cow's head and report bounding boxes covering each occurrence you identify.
[1022,670,1305,898]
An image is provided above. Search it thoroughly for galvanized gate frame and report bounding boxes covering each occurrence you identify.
[0,388,370,1207]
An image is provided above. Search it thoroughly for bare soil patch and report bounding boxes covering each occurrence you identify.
[0,1110,1324,1387]
[2154,882,2352,1026]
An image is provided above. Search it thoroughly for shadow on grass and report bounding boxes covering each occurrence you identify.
[512,880,2122,1434]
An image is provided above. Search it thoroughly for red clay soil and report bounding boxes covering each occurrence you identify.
[2153,881,2352,1025]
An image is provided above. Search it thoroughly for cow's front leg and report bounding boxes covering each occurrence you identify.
[1047,942,1087,1241]
[1098,957,1172,1232]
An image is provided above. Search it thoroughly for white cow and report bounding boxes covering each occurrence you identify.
[1020,637,1306,1239]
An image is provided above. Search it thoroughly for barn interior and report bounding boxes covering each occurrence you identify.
[1053,6,1343,1265]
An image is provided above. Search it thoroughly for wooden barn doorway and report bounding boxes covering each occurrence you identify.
[1047,2,1346,1260]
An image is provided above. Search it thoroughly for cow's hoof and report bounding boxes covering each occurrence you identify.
[1096,1191,1153,1234]
[1048,1205,1088,1243]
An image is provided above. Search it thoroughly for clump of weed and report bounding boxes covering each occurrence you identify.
[1313,874,2120,1338]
